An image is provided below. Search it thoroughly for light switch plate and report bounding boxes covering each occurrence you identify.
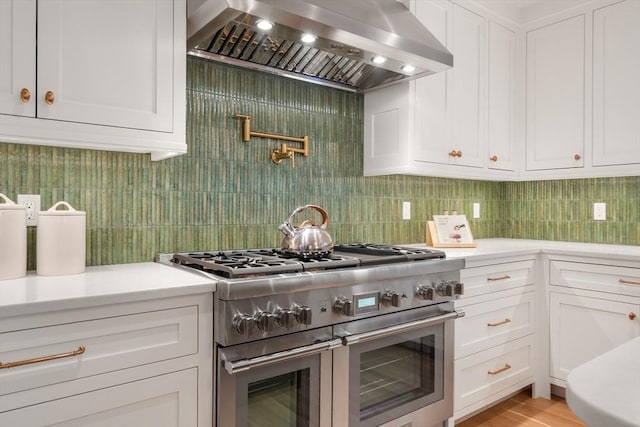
[402,201,411,220]
[594,202,606,221]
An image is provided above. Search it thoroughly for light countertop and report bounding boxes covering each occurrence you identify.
[567,336,640,427]
[0,262,216,318]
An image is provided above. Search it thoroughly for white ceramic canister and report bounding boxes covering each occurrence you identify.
[0,193,27,280]
[37,201,86,276]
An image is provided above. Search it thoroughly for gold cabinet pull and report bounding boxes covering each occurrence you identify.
[619,279,640,286]
[0,346,85,369]
[20,88,31,103]
[574,154,581,161]
[488,318,512,327]
[490,155,498,162]
[488,364,511,375]
[449,150,458,157]
[45,90,55,105]
[630,312,637,320]
[487,274,511,282]
[456,150,462,157]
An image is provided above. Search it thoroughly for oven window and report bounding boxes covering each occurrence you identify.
[247,369,311,427]
[359,335,437,420]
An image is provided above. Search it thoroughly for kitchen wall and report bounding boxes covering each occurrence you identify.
[0,57,637,268]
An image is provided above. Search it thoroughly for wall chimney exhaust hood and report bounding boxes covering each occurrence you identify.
[187,0,453,93]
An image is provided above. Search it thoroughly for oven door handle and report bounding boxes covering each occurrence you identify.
[223,338,343,375]
[340,310,464,346]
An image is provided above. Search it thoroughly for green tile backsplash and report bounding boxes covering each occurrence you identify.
[0,57,637,268]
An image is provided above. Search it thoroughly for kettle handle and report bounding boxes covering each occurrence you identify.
[286,204,329,229]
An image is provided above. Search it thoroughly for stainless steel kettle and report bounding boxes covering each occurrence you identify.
[279,204,334,259]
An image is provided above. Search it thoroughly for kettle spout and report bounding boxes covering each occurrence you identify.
[279,222,295,237]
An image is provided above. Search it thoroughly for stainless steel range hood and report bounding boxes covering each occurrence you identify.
[187,0,453,93]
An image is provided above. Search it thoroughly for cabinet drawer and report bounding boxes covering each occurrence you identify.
[0,306,198,395]
[455,335,534,412]
[461,260,535,298]
[456,292,535,358]
[0,368,197,427]
[550,260,640,296]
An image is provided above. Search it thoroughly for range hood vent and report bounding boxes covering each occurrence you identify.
[187,0,453,93]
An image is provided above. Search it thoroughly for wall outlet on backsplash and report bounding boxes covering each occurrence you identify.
[593,203,606,221]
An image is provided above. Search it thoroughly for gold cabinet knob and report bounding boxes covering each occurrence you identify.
[490,155,498,162]
[20,88,31,103]
[449,150,458,157]
[574,154,581,161]
[456,150,462,158]
[45,91,55,105]
[629,312,637,320]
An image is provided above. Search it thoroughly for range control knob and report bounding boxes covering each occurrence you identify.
[294,305,313,325]
[381,290,402,307]
[417,284,436,300]
[255,311,276,332]
[334,297,353,316]
[232,314,255,336]
[275,308,296,329]
[437,281,465,297]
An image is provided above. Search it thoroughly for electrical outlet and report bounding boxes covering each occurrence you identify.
[594,202,606,221]
[402,201,411,220]
[473,203,480,219]
[17,194,41,226]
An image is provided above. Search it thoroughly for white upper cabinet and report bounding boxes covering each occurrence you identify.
[0,0,36,118]
[525,15,585,171]
[592,0,640,167]
[364,0,517,181]
[487,22,516,172]
[0,0,186,160]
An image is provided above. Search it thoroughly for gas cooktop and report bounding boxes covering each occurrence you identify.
[170,244,446,279]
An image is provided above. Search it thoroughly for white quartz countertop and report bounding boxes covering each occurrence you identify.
[0,262,216,317]
[566,336,640,427]
[406,238,640,264]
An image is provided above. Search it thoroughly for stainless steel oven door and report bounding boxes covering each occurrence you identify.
[333,306,460,427]
[217,327,340,427]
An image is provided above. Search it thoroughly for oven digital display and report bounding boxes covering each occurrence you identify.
[354,292,379,315]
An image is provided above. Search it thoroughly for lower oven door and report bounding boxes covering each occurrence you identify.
[217,328,340,427]
[333,308,460,427]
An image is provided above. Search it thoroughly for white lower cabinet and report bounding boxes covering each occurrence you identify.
[454,256,536,420]
[0,294,212,427]
[0,368,197,427]
[548,257,640,387]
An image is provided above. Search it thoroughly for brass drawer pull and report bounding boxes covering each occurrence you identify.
[619,279,640,286]
[574,154,581,161]
[630,312,637,321]
[0,346,85,369]
[487,274,511,282]
[488,364,511,375]
[488,318,512,327]
[490,155,498,162]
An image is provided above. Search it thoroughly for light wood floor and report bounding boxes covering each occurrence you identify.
[457,390,587,427]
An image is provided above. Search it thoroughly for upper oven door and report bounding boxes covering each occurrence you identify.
[333,308,459,427]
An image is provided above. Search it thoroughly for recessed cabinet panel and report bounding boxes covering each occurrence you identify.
[549,291,640,381]
[37,0,173,132]
[0,0,35,117]
[488,22,516,171]
[526,15,585,171]
[592,0,640,166]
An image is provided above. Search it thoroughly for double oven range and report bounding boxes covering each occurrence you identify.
[164,243,464,427]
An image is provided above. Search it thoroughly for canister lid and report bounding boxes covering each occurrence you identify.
[39,201,86,216]
[0,193,26,211]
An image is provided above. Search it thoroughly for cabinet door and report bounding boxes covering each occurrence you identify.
[413,0,450,164]
[0,0,36,117]
[487,22,516,171]
[526,15,585,171]
[592,0,640,167]
[0,368,197,427]
[37,0,174,132]
[449,4,486,168]
[549,292,640,381]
